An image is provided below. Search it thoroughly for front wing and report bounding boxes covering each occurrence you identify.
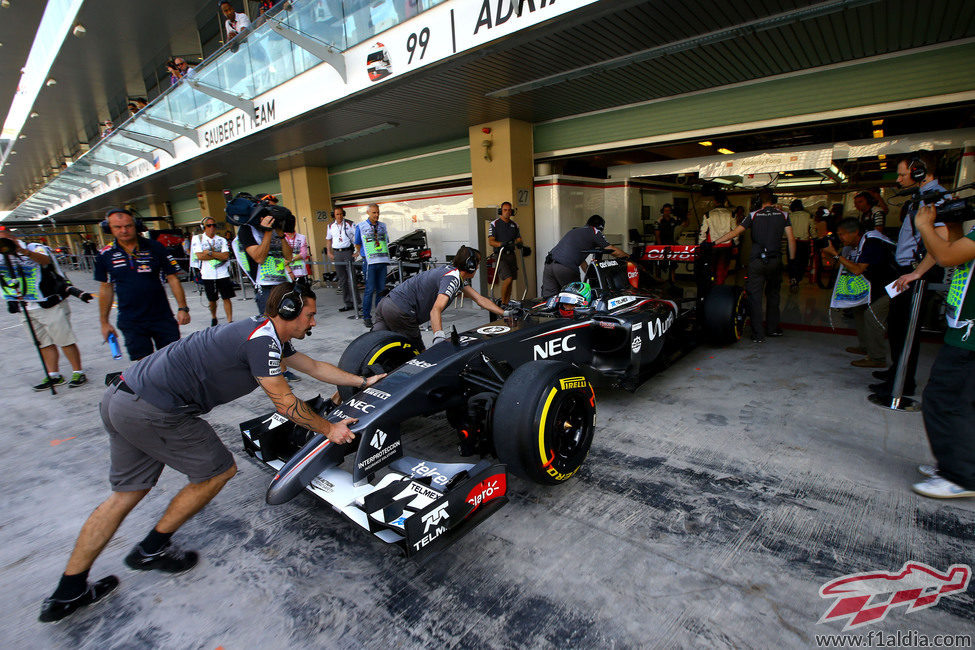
[240,411,508,560]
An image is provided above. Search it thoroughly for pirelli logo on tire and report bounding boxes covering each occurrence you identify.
[559,376,588,390]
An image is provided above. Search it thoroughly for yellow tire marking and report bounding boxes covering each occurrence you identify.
[368,342,402,366]
[538,387,558,464]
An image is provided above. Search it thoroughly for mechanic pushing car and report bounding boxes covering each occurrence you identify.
[541,214,628,298]
[372,244,508,349]
[39,282,384,623]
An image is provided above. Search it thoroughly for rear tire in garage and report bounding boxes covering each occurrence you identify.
[703,285,745,345]
[337,331,419,401]
[493,361,596,485]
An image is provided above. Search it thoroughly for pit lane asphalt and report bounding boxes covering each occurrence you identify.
[2,272,972,649]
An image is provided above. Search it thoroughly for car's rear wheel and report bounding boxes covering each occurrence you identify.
[493,361,596,485]
[703,285,745,345]
[337,331,419,401]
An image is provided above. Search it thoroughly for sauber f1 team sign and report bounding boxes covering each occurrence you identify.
[49,0,599,214]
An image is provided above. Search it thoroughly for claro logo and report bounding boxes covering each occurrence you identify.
[534,333,576,360]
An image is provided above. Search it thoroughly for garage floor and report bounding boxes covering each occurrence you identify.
[2,271,972,648]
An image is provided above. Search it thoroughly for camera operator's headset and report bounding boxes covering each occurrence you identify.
[458,245,480,273]
[101,208,146,234]
[907,155,929,183]
[276,282,305,320]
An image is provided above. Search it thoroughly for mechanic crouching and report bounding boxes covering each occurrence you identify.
[541,215,628,298]
[39,282,384,623]
[372,245,507,349]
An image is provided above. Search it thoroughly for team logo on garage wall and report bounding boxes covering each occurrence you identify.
[367,43,392,81]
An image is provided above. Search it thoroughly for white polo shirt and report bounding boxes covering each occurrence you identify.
[326,220,356,250]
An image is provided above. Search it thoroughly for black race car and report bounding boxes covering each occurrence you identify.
[240,246,745,559]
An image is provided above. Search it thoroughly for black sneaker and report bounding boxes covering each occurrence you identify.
[33,376,65,391]
[751,336,766,343]
[211,318,218,327]
[39,575,119,623]
[363,318,373,328]
[282,370,301,382]
[68,372,87,388]
[768,329,784,337]
[124,542,198,573]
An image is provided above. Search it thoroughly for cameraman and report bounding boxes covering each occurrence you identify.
[236,201,293,317]
[0,228,89,390]
[910,203,975,499]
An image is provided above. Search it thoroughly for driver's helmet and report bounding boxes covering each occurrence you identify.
[555,281,592,318]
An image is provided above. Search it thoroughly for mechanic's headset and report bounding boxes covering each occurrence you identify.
[497,203,516,216]
[458,245,480,273]
[276,283,304,320]
[101,208,145,234]
[907,155,928,183]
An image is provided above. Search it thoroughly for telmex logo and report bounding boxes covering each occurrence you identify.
[421,504,449,533]
[559,376,587,390]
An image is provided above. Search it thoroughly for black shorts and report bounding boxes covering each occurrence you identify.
[119,318,180,361]
[202,277,236,302]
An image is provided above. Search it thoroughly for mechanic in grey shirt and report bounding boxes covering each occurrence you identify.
[542,214,627,298]
[39,282,383,624]
[373,245,505,349]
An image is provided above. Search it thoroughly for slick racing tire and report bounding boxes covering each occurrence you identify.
[337,330,419,401]
[493,361,595,485]
[702,285,745,345]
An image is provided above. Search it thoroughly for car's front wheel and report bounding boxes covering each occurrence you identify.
[336,330,419,401]
[493,361,596,485]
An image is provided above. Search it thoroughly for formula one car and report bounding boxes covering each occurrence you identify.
[240,245,744,559]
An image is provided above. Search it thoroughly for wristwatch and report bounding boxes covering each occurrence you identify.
[359,376,368,389]
[178,306,190,313]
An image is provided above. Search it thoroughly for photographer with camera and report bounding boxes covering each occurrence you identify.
[713,189,796,342]
[871,153,950,397]
[235,200,294,317]
[0,227,91,390]
[37,282,386,623]
[909,203,975,499]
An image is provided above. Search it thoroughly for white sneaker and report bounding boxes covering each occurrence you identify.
[912,476,975,499]
[917,464,939,478]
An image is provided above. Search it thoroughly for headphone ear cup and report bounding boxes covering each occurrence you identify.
[909,158,927,183]
[100,219,110,235]
[277,285,302,320]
